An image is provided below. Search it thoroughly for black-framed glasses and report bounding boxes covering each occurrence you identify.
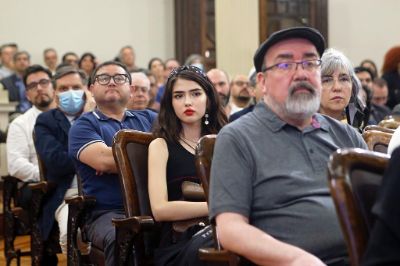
[95,74,129,85]
[262,59,322,73]
[26,79,51,91]
[168,65,207,80]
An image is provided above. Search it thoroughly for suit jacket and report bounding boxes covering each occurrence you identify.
[34,108,75,239]
[1,73,31,113]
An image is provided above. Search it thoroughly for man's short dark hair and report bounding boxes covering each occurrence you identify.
[53,65,87,88]
[354,66,373,80]
[23,65,52,87]
[13,51,30,62]
[62,52,79,63]
[373,77,388,88]
[89,61,132,85]
[43,48,56,56]
[0,43,18,54]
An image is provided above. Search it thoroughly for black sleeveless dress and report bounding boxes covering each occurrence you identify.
[154,140,213,266]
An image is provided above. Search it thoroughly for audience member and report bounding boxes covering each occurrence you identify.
[319,48,358,123]
[79,52,97,77]
[0,43,18,80]
[207,68,230,109]
[6,64,56,214]
[355,66,374,90]
[185,54,205,71]
[360,59,378,79]
[119,45,144,72]
[369,78,391,123]
[43,48,58,74]
[209,27,367,266]
[1,51,32,113]
[34,66,90,255]
[362,146,400,265]
[228,74,252,115]
[381,46,400,109]
[164,58,180,79]
[128,72,152,110]
[148,65,227,265]
[69,61,156,265]
[229,70,263,122]
[148,57,165,87]
[62,52,79,68]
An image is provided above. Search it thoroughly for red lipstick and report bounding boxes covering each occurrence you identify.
[184,108,195,116]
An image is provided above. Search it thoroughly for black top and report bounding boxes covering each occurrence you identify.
[166,140,199,200]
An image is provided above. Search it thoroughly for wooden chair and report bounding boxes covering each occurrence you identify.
[362,130,392,153]
[195,134,241,266]
[66,174,98,266]
[112,129,157,265]
[2,175,31,266]
[2,132,60,266]
[378,117,400,129]
[363,125,395,134]
[327,148,389,266]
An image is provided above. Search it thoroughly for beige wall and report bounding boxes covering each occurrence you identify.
[215,0,259,78]
[0,0,175,68]
[328,0,400,75]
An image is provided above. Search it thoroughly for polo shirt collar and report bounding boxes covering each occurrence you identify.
[92,108,135,121]
[254,101,330,132]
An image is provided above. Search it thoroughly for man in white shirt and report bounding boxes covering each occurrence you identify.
[6,64,56,204]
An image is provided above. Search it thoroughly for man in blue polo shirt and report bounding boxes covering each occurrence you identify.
[69,61,156,266]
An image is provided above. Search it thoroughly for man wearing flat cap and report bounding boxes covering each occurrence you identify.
[209,27,367,266]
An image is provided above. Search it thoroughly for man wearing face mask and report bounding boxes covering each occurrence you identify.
[33,66,93,256]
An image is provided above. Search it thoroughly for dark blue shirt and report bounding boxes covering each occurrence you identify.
[69,108,156,210]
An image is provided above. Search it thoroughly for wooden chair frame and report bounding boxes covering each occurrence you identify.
[362,130,392,153]
[328,148,389,266]
[195,134,241,265]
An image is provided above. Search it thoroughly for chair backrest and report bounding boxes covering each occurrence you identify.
[362,130,392,153]
[363,125,395,134]
[112,129,155,218]
[378,118,400,129]
[195,134,217,203]
[328,148,389,266]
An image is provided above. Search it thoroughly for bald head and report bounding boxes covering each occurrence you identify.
[207,68,230,106]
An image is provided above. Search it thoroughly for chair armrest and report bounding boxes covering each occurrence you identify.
[112,215,155,233]
[182,181,205,201]
[28,181,57,194]
[198,248,240,264]
[65,195,96,207]
[172,216,208,233]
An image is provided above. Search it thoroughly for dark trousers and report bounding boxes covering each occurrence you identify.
[86,209,125,266]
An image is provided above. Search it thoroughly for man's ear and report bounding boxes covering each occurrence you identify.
[257,72,268,95]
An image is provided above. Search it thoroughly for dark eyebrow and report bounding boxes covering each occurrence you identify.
[173,88,202,94]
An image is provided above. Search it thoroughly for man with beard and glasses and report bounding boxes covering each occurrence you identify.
[209,27,367,266]
[6,64,57,263]
[228,74,252,115]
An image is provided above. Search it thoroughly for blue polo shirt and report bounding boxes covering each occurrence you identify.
[69,108,156,210]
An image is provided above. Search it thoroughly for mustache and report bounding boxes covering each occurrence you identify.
[289,81,317,95]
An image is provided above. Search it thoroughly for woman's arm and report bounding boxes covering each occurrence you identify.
[148,138,208,221]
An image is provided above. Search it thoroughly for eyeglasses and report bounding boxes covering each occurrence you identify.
[168,65,207,80]
[95,74,129,85]
[233,80,250,87]
[263,59,322,73]
[132,85,149,93]
[322,75,352,88]
[26,79,51,91]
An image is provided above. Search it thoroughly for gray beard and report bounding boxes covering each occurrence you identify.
[266,81,320,120]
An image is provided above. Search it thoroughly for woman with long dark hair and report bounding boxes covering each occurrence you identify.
[148,65,227,265]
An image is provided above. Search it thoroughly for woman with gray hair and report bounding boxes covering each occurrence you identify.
[319,48,366,129]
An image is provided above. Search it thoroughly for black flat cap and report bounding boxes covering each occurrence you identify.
[253,27,326,72]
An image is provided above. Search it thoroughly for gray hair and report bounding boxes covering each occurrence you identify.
[321,48,361,100]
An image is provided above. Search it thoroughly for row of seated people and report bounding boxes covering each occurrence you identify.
[4,26,400,266]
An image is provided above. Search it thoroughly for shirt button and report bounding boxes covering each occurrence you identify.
[309,149,314,154]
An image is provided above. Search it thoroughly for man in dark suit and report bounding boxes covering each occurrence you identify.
[1,51,31,113]
[34,66,91,256]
